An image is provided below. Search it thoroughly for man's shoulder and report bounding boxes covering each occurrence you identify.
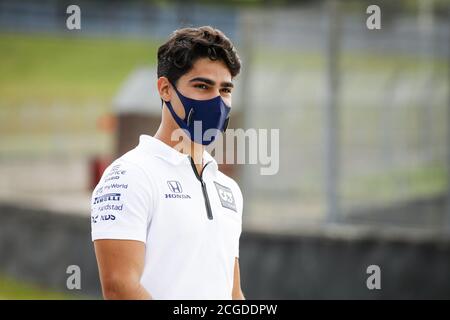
[110,144,162,177]
[95,146,159,193]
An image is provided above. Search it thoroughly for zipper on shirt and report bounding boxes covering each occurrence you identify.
[189,156,213,220]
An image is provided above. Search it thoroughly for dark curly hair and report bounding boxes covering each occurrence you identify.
[157,26,241,84]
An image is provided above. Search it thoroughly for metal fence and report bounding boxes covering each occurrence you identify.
[237,0,449,231]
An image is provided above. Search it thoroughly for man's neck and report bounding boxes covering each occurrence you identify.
[154,126,205,175]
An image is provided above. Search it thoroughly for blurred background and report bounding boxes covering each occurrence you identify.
[0,0,449,299]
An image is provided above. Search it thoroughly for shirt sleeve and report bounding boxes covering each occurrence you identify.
[91,159,153,243]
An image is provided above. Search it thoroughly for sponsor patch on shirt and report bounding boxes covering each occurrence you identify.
[214,182,236,212]
[93,193,121,204]
[165,180,191,199]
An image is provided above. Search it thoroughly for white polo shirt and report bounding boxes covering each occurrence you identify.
[91,135,243,300]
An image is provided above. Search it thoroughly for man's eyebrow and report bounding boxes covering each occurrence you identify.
[189,77,215,85]
[189,77,234,88]
[221,81,234,88]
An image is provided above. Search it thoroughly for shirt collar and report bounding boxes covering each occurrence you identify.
[138,134,218,171]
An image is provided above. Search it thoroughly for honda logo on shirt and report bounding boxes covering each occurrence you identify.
[167,180,183,193]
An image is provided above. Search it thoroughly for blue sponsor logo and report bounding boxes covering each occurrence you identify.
[93,193,121,204]
[95,187,104,195]
[165,193,191,199]
[105,176,120,182]
[97,203,123,212]
[165,180,191,199]
[106,165,126,177]
[100,214,115,221]
[92,214,116,223]
[103,164,127,182]
[167,181,183,193]
[104,183,128,191]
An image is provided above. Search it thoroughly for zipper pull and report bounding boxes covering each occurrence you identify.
[201,180,213,220]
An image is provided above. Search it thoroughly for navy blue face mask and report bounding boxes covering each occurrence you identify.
[163,82,231,146]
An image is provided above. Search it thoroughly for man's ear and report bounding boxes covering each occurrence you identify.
[157,77,171,102]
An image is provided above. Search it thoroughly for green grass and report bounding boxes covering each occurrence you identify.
[0,33,159,103]
[0,275,82,300]
[341,164,448,205]
[0,33,159,156]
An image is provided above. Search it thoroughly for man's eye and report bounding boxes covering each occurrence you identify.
[194,84,208,89]
[221,88,232,94]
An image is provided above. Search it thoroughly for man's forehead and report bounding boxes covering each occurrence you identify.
[186,58,232,81]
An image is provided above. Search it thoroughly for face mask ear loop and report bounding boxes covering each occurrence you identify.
[162,83,189,130]
[167,81,191,122]
[160,81,186,125]
[223,117,229,132]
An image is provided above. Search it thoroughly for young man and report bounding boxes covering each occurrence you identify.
[91,26,244,300]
